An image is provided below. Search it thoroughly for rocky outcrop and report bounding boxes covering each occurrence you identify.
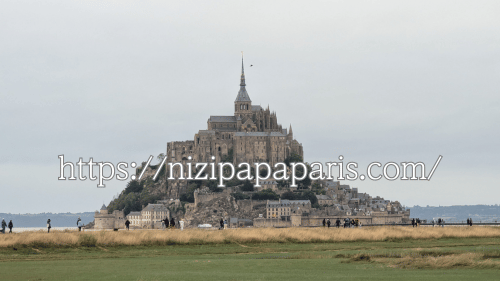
[183,188,265,227]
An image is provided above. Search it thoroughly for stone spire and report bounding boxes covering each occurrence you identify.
[240,56,246,87]
[289,124,293,136]
[235,54,251,102]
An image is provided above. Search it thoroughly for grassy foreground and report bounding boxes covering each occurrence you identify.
[1,227,500,280]
[2,226,500,247]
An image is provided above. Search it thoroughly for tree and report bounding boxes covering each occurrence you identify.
[124,180,143,194]
[280,191,296,200]
[284,153,303,167]
[252,189,279,200]
[240,180,254,192]
[180,183,198,203]
[231,192,250,201]
[157,153,165,163]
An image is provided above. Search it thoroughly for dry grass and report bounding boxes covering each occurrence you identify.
[1,226,500,248]
[384,252,500,269]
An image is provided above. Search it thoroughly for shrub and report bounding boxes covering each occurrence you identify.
[78,234,97,247]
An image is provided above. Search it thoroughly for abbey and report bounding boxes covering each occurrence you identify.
[166,59,303,195]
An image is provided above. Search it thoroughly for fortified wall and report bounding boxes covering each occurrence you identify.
[94,205,125,229]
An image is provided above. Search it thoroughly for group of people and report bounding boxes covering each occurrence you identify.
[124,217,180,230]
[219,218,228,230]
[162,217,177,229]
[411,218,421,227]
[466,218,473,226]
[434,218,445,227]
[321,218,360,228]
[1,219,14,234]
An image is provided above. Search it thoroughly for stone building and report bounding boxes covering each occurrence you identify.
[266,199,311,219]
[125,203,170,229]
[316,195,334,206]
[127,211,142,228]
[94,204,125,230]
[165,58,303,198]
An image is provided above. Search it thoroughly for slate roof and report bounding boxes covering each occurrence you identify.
[128,212,141,217]
[209,116,237,123]
[235,86,251,102]
[252,105,263,111]
[142,204,168,212]
[100,204,107,210]
[316,195,332,200]
[267,200,311,207]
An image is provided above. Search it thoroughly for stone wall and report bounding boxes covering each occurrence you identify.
[253,218,292,228]
[94,210,125,229]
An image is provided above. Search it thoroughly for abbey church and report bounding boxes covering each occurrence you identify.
[166,59,303,195]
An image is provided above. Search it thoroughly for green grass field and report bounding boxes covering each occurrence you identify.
[1,235,500,280]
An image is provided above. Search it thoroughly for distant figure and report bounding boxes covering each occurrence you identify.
[344,218,349,228]
[322,218,326,227]
[170,218,175,228]
[47,219,52,233]
[8,220,13,233]
[336,219,340,228]
[438,218,441,227]
[164,217,169,229]
[224,219,228,230]
[412,218,415,228]
[469,218,473,226]
[327,219,331,228]
[441,219,445,227]
[125,220,130,230]
[77,217,82,231]
[179,220,184,231]
[416,218,421,227]
[220,218,224,230]
[432,219,435,227]
[1,219,6,234]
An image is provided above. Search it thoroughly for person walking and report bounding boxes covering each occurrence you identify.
[224,219,227,230]
[77,217,83,231]
[219,218,224,230]
[8,220,13,233]
[322,218,326,227]
[412,218,415,228]
[336,219,340,228]
[164,217,169,229]
[327,219,331,228]
[179,220,184,231]
[469,218,473,226]
[47,219,52,233]
[125,219,130,230]
[170,218,175,228]
[1,219,6,234]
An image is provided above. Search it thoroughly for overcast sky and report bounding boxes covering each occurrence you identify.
[1,1,499,214]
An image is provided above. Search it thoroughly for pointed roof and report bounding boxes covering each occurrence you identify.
[289,124,293,135]
[235,55,251,102]
[100,204,107,210]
